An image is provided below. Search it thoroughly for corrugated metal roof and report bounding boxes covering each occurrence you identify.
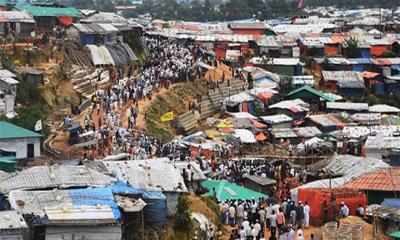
[269,99,310,112]
[0,210,28,230]
[45,205,116,224]
[0,166,114,194]
[322,71,364,82]
[174,162,206,181]
[256,36,279,48]
[230,22,270,30]
[0,11,35,23]
[260,114,293,124]
[369,104,400,113]
[300,36,333,47]
[327,102,368,111]
[249,57,300,66]
[308,114,345,127]
[102,158,187,193]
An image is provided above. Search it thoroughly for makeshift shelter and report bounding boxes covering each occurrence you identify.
[0,165,114,194]
[102,158,187,216]
[141,191,167,225]
[0,210,28,240]
[249,57,302,76]
[342,168,400,204]
[243,175,276,195]
[202,180,267,201]
[364,136,400,159]
[14,3,80,32]
[297,188,366,225]
[307,114,346,133]
[291,155,389,201]
[326,102,369,113]
[0,121,42,167]
[44,205,121,240]
[260,114,293,129]
[268,99,310,120]
[287,86,335,103]
[0,11,35,39]
[234,129,257,143]
[321,71,364,91]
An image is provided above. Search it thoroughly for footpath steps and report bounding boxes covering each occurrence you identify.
[175,78,246,134]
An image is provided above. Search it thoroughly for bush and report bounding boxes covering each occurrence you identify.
[174,195,191,230]
[380,50,398,58]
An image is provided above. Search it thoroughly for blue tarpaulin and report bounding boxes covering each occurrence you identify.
[141,191,167,225]
[382,198,400,208]
[111,181,141,195]
[69,188,121,220]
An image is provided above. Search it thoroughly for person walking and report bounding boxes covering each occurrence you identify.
[270,210,277,238]
[303,201,310,229]
[297,201,304,229]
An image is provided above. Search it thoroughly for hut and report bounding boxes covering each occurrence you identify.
[0,210,29,240]
[229,22,272,37]
[102,158,187,216]
[243,175,276,195]
[342,168,400,204]
[14,3,81,32]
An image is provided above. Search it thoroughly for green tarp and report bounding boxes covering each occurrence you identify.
[390,231,400,239]
[15,4,80,17]
[0,156,16,173]
[201,180,267,201]
[288,86,335,102]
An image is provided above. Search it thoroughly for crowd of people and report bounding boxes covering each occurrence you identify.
[220,197,311,240]
[73,36,210,160]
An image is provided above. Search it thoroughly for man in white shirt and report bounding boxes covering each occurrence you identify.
[228,204,236,226]
[239,226,246,240]
[237,202,245,226]
[303,201,311,228]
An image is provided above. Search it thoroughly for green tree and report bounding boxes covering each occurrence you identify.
[174,195,191,230]
[380,50,398,58]
[344,37,359,58]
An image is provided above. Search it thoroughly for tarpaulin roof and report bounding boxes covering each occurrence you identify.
[9,187,121,220]
[111,181,141,195]
[382,198,400,208]
[202,180,267,201]
[15,3,80,17]
[87,45,115,66]
[288,86,336,102]
[234,129,257,143]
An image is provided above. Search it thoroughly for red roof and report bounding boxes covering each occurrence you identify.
[342,168,400,191]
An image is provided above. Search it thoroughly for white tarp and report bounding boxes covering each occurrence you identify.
[87,45,115,66]
[234,129,257,143]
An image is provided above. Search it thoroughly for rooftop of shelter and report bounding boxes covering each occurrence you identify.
[0,121,42,140]
[14,3,80,17]
[229,22,270,30]
[0,165,114,194]
[342,168,400,191]
[0,210,28,231]
[102,158,188,192]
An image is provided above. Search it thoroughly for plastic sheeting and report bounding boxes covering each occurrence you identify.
[87,43,137,66]
[141,191,167,225]
[111,181,141,195]
[69,188,121,220]
[234,129,257,143]
[87,45,115,66]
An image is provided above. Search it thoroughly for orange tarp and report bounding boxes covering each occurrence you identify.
[298,188,366,225]
[370,45,389,57]
[59,16,73,26]
[324,44,339,56]
[255,132,267,141]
